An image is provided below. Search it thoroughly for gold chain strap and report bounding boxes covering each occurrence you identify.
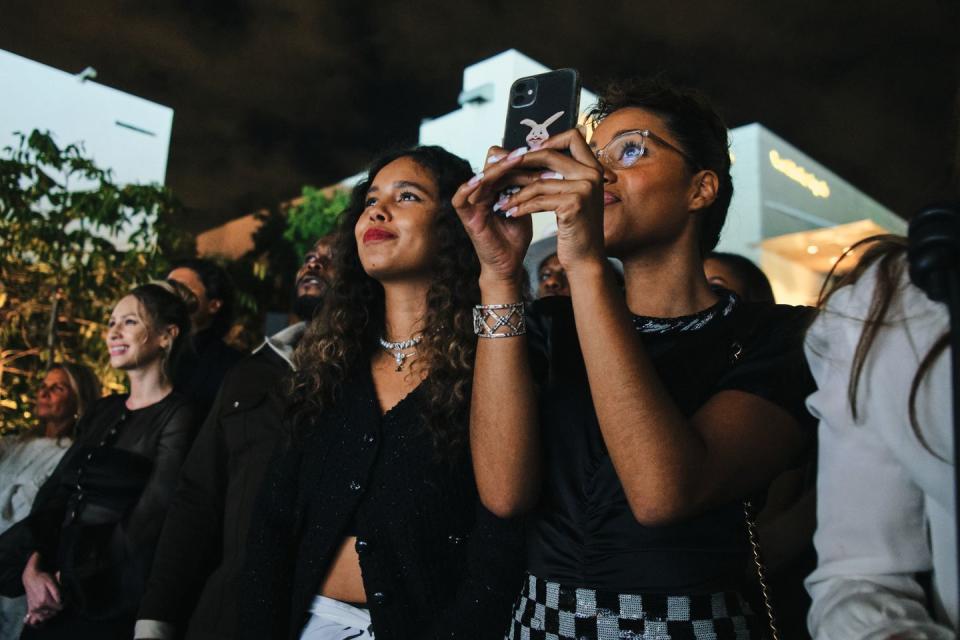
[743,500,780,640]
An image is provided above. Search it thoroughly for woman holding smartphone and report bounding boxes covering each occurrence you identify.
[0,282,196,639]
[239,146,523,640]
[454,78,814,639]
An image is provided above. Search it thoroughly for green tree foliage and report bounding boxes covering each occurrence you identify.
[282,186,348,262]
[0,131,190,433]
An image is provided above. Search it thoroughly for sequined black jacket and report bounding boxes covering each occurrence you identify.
[238,367,525,640]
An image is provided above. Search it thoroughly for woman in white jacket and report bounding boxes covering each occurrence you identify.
[804,236,954,639]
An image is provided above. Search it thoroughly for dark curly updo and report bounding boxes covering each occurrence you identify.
[289,146,479,459]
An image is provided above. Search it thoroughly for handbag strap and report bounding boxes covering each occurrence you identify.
[743,499,780,640]
[726,326,780,640]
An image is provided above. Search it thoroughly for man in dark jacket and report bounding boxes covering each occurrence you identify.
[167,258,245,420]
[135,237,333,640]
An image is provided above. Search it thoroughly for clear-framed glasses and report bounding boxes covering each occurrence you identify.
[593,129,697,170]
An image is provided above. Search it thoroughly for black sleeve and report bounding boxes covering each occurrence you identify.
[138,387,227,628]
[424,504,525,639]
[717,304,817,429]
[237,433,303,640]
[118,401,198,600]
[0,520,34,596]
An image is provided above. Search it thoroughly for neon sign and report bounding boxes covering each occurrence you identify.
[769,150,830,198]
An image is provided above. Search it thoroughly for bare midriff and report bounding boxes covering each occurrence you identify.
[318,536,366,603]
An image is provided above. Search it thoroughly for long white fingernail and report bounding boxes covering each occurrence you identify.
[540,171,564,180]
[492,196,507,212]
[505,206,518,217]
[507,146,528,159]
[467,171,484,187]
[487,154,504,164]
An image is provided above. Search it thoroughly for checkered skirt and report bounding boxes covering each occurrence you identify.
[505,573,764,640]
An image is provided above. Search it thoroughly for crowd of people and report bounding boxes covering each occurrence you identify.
[0,76,953,640]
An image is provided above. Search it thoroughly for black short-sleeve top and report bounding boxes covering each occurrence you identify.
[524,293,815,593]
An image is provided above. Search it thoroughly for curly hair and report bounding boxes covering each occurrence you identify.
[289,146,479,459]
[588,76,733,255]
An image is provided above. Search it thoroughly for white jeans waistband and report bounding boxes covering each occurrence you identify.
[300,595,373,640]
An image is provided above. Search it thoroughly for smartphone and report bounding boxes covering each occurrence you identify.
[503,68,581,152]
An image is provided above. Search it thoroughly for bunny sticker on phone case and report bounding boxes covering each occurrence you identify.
[522,111,565,149]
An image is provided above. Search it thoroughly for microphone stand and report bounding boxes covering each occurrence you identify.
[908,203,960,623]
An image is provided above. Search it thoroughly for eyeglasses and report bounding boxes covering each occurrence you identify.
[593,129,697,171]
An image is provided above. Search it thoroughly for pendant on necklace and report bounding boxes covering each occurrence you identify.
[380,335,421,373]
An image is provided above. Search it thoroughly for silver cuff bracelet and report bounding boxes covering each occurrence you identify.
[473,302,526,338]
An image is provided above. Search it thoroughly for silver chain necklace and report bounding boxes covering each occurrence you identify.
[379,335,422,371]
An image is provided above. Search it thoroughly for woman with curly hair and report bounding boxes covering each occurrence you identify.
[239,146,524,640]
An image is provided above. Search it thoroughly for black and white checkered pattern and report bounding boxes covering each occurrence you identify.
[505,573,763,640]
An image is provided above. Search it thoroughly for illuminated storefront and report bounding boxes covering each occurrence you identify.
[721,124,904,304]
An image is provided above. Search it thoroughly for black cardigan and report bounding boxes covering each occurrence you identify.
[239,368,524,640]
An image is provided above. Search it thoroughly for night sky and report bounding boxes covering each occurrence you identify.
[3,0,958,233]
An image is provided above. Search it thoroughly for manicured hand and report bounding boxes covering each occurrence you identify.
[492,129,608,276]
[453,146,536,289]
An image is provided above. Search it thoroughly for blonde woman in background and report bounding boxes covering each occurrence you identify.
[0,363,101,640]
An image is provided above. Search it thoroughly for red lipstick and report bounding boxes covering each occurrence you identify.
[363,228,396,243]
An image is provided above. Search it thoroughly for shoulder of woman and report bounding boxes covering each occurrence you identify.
[82,394,128,423]
[163,389,193,409]
[731,300,814,348]
[159,391,199,425]
[813,256,945,340]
